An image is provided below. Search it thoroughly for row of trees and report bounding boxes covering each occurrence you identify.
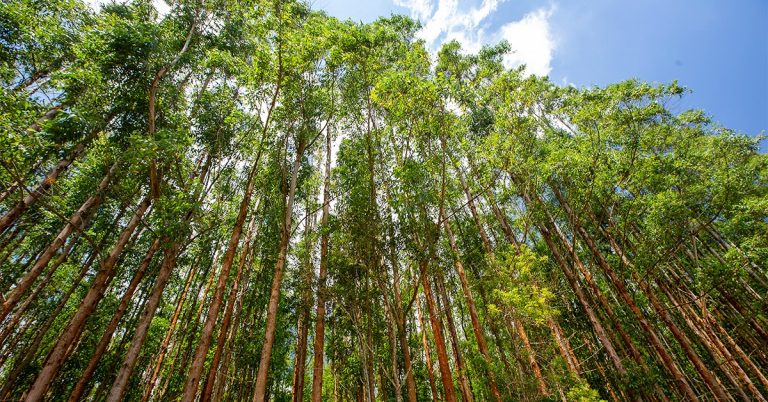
[1,0,766,400]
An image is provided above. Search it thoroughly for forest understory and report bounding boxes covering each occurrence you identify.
[1,0,766,401]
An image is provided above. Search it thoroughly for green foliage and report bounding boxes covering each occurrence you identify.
[489,245,557,323]
[567,382,606,402]
[0,0,764,401]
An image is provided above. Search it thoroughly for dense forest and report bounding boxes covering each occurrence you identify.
[0,0,766,401]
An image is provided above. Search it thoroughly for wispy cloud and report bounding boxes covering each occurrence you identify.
[395,0,557,76]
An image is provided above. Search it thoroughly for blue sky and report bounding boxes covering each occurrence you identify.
[313,0,768,151]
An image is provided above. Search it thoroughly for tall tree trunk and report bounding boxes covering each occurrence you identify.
[0,246,100,400]
[311,126,333,402]
[444,218,502,402]
[253,137,306,401]
[383,183,419,402]
[513,319,549,396]
[90,289,152,401]
[421,262,457,402]
[141,250,207,402]
[458,169,549,398]
[0,161,117,322]
[547,317,581,375]
[292,199,315,402]
[550,184,728,401]
[545,208,648,372]
[214,292,245,401]
[67,237,160,402]
[435,269,473,402]
[182,164,258,401]
[0,230,80,347]
[201,213,259,402]
[660,279,763,401]
[383,293,403,402]
[105,240,183,402]
[527,199,628,376]
[24,196,151,401]
[0,124,105,235]
[417,296,440,402]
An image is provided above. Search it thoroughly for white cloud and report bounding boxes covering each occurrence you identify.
[396,0,557,76]
[393,0,434,21]
[498,6,556,76]
[84,0,171,20]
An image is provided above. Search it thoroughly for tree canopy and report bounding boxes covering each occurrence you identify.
[0,0,766,401]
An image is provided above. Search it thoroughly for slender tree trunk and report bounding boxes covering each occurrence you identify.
[661,280,763,401]
[417,296,440,402]
[67,237,160,402]
[532,206,628,375]
[458,170,550,398]
[0,231,80,346]
[0,162,117,322]
[201,214,259,402]
[710,309,768,391]
[23,196,150,401]
[547,317,580,375]
[435,269,473,402]
[421,262,457,402]
[145,240,217,402]
[551,185,730,401]
[90,289,151,401]
[443,218,502,402]
[514,320,549,396]
[0,201,128,372]
[384,295,403,402]
[106,240,183,402]
[0,247,99,400]
[364,275,376,402]
[394,273,419,402]
[311,126,333,402]
[141,251,206,402]
[215,293,244,401]
[253,137,306,401]
[583,335,623,402]
[383,184,419,402]
[0,124,104,236]
[547,209,648,371]
[182,164,258,401]
[14,69,50,93]
[292,199,315,402]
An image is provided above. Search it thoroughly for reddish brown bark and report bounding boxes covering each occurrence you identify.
[0,127,101,236]
[0,246,99,400]
[0,162,116,322]
[515,321,549,396]
[311,126,333,402]
[182,164,258,401]
[67,237,160,402]
[141,251,205,402]
[253,137,306,401]
[201,214,258,402]
[547,317,580,375]
[292,201,315,402]
[24,196,151,401]
[550,185,708,401]
[106,240,183,402]
[421,262,457,402]
[435,270,473,402]
[417,296,440,402]
[443,218,502,402]
[0,231,80,346]
[533,211,628,376]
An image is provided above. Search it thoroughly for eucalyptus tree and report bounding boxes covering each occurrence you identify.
[0,0,765,400]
